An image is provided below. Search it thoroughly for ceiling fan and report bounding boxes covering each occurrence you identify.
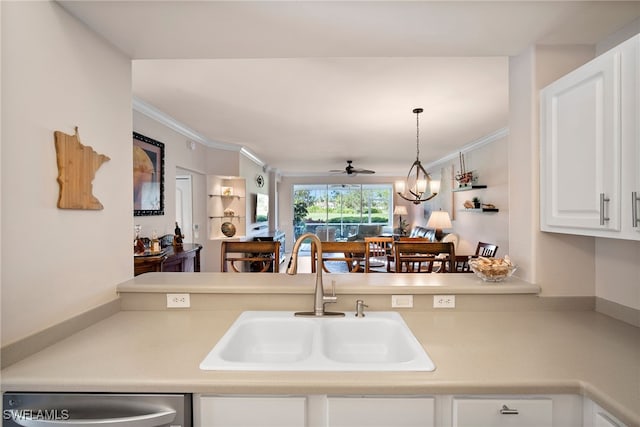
[330,160,375,176]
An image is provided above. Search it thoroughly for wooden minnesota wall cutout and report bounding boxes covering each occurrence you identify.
[54,127,110,210]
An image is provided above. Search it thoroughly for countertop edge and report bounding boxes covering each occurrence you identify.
[116,272,541,295]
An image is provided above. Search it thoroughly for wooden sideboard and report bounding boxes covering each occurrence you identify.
[134,243,202,276]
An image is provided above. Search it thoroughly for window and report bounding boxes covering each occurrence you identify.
[293,184,393,240]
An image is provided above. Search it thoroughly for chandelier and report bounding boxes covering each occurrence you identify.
[396,108,440,204]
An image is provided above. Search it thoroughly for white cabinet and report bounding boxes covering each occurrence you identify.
[197,396,307,427]
[540,34,640,240]
[327,396,434,427]
[194,394,624,427]
[452,397,553,427]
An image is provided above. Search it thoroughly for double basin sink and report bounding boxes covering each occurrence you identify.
[200,311,435,371]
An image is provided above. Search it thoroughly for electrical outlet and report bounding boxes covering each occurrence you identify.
[167,293,190,308]
[433,295,455,308]
[391,295,413,308]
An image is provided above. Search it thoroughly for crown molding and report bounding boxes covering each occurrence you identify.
[133,96,242,152]
[240,147,266,167]
[424,127,509,171]
[133,96,270,168]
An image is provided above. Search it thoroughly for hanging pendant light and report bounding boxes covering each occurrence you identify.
[396,108,440,204]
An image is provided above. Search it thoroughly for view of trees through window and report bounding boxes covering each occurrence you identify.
[293,184,393,240]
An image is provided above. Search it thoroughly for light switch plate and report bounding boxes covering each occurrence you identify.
[391,295,413,308]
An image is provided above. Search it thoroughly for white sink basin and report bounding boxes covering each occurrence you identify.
[218,317,314,363]
[200,311,435,371]
[321,317,419,364]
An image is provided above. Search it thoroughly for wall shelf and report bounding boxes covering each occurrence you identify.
[209,194,243,199]
[463,208,499,213]
[452,185,487,192]
[207,175,247,239]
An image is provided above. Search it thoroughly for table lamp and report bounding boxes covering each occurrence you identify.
[426,210,452,241]
[393,206,409,235]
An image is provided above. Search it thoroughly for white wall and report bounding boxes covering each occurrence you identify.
[132,110,213,266]
[239,154,270,238]
[509,45,599,298]
[1,2,132,344]
[439,136,510,257]
[595,239,640,310]
[133,110,243,272]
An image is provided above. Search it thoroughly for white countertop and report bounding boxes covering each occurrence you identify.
[117,272,541,295]
[1,274,638,426]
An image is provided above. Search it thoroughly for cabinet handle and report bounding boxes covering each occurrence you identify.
[500,404,519,415]
[600,193,610,225]
[632,192,640,228]
[11,409,176,426]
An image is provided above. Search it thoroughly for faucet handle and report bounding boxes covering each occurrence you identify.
[355,299,368,317]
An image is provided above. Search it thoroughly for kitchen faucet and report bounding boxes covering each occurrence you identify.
[287,233,344,317]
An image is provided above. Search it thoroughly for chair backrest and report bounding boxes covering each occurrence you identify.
[394,241,456,273]
[475,242,498,258]
[221,241,280,272]
[399,236,431,242]
[311,241,367,273]
[364,236,394,272]
[315,225,337,242]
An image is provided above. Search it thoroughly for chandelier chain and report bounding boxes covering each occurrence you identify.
[416,110,420,160]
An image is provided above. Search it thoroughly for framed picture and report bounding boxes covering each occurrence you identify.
[133,132,164,216]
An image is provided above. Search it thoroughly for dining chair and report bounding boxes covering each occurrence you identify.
[394,241,456,273]
[364,236,394,272]
[476,242,499,257]
[315,225,337,242]
[311,241,367,273]
[220,241,281,272]
[457,242,499,272]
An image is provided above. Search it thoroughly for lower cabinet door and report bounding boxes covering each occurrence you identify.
[198,396,307,427]
[453,397,552,427]
[327,396,435,427]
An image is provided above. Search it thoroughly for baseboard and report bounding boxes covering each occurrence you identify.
[595,297,640,328]
[1,298,121,369]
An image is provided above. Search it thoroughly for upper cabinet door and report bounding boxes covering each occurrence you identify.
[540,34,639,240]
[540,46,621,233]
[624,35,640,238]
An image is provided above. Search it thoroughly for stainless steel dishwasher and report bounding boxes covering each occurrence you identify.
[2,393,191,427]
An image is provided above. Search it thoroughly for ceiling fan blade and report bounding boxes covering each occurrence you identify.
[329,161,375,175]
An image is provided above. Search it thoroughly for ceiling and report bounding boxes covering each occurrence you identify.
[58,1,640,176]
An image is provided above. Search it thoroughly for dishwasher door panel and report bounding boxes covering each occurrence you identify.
[2,393,191,427]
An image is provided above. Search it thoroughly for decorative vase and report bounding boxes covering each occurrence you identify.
[221,222,236,238]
